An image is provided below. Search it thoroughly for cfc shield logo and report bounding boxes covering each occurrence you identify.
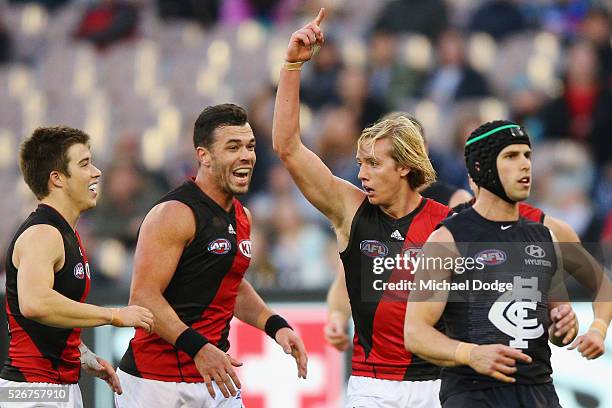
[360,240,388,258]
[488,276,543,349]
[74,263,85,279]
[208,239,232,255]
[238,240,252,258]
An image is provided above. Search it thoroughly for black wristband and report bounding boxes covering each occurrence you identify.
[264,315,292,340]
[175,328,209,359]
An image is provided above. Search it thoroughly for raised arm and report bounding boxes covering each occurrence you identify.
[272,8,363,229]
[14,225,152,331]
[128,201,241,399]
[404,227,532,382]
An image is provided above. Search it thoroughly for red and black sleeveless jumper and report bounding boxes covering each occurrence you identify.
[340,197,452,381]
[119,180,251,382]
[2,204,91,384]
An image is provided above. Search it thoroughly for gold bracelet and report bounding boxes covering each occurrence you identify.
[455,342,476,365]
[284,61,304,71]
[589,318,608,338]
[109,308,117,326]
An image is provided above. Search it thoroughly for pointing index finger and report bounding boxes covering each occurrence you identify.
[314,8,325,26]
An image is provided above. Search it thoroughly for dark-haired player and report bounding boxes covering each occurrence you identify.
[274,10,453,406]
[1,126,154,407]
[115,104,308,408]
[405,121,611,407]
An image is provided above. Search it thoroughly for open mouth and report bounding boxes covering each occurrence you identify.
[518,176,530,185]
[88,182,98,193]
[232,168,251,180]
[363,186,374,194]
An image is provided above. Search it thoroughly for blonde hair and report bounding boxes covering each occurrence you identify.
[357,116,436,190]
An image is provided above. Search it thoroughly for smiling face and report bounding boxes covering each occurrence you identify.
[202,124,256,195]
[496,144,532,202]
[356,137,409,206]
[59,143,102,211]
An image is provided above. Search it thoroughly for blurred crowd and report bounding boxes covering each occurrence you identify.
[0,0,611,292]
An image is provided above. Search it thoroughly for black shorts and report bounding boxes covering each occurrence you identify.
[441,383,561,408]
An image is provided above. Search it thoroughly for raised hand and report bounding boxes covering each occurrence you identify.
[285,8,326,63]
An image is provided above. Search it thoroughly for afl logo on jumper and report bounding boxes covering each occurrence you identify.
[238,240,252,258]
[208,239,232,255]
[476,249,507,266]
[360,240,388,258]
[74,263,85,279]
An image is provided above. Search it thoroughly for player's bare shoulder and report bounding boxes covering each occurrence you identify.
[13,224,64,271]
[141,200,196,246]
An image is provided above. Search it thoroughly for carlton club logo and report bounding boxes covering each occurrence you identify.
[74,263,85,279]
[238,240,252,258]
[360,240,388,258]
[208,238,232,255]
[488,276,543,349]
[476,249,507,266]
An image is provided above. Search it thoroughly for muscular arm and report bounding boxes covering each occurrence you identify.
[404,227,462,367]
[234,279,274,330]
[547,217,611,330]
[14,225,113,328]
[272,11,363,234]
[128,201,194,345]
[404,227,532,381]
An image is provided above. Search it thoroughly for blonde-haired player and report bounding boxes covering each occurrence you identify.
[272,9,453,407]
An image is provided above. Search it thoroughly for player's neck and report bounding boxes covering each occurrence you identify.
[40,195,81,229]
[379,187,422,220]
[472,189,519,222]
[192,175,234,212]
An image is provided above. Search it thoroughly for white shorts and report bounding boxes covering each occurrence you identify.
[346,376,441,408]
[0,379,82,408]
[115,369,244,408]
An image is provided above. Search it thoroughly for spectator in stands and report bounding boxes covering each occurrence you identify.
[301,36,342,110]
[580,7,612,85]
[367,29,423,108]
[9,0,68,11]
[74,0,139,50]
[540,40,612,165]
[373,0,448,40]
[336,66,387,130]
[221,0,300,26]
[468,0,528,41]
[419,29,491,108]
[90,159,162,250]
[316,107,360,185]
[269,196,335,289]
[156,0,219,28]
[531,140,604,242]
[246,85,278,195]
[0,14,13,64]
